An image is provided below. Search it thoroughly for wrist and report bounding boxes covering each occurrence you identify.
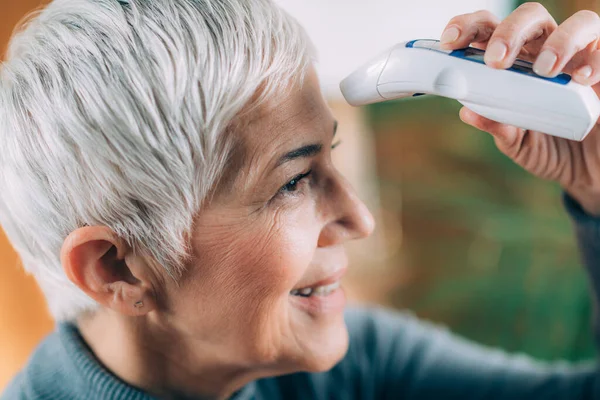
[565,186,600,217]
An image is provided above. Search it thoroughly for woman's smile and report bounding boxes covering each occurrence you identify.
[289,266,348,317]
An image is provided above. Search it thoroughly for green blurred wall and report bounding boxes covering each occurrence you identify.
[369,0,595,361]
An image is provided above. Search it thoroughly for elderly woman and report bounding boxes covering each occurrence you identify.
[2,0,600,399]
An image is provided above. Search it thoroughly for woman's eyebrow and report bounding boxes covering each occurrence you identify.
[275,120,338,168]
[276,143,323,167]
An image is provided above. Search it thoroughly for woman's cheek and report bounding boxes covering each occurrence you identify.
[197,206,302,293]
[187,196,320,306]
[271,197,322,275]
[242,204,317,291]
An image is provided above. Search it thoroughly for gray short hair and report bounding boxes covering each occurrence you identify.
[0,0,314,321]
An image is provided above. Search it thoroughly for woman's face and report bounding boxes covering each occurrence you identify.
[159,68,374,375]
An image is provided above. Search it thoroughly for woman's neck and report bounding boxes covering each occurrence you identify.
[76,310,259,400]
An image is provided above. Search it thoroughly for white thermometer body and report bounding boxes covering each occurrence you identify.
[340,39,600,141]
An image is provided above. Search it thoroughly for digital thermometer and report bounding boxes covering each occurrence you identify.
[340,39,600,141]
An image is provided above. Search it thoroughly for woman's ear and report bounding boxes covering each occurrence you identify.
[61,226,157,316]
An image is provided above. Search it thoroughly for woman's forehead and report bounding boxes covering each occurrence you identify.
[242,71,329,157]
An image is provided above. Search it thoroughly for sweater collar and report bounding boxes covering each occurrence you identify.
[58,322,257,400]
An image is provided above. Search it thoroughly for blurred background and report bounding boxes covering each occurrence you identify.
[1,0,599,391]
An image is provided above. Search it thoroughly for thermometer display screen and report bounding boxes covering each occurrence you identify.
[406,39,572,85]
[407,40,572,85]
[450,47,572,85]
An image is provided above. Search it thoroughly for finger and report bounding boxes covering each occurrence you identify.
[460,107,574,184]
[571,49,600,85]
[473,42,540,63]
[471,41,536,62]
[440,10,500,49]
[470,42,488,50]
[459,107,525,158]
[484,2,557,69]
[532,10,600,78]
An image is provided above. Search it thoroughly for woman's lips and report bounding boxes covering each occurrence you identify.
[291,267,347,292]
[289,285,346,316]
[289,267,348,316]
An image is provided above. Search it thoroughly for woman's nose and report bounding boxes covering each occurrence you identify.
[317,173,375,248]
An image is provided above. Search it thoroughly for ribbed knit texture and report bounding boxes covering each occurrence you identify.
[3,194,600,399]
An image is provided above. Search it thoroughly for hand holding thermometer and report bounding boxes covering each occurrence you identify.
[340,39,600,141]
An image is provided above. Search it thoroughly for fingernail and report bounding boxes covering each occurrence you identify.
[533,50,558,76]
[484,41,507,64]
[441,27,460,44]
[577,65,593,79]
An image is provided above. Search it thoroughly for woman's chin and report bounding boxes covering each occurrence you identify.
[287,293,349,373]
[300,324,349,373]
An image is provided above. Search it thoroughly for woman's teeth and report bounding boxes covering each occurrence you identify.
[290,281,340,297]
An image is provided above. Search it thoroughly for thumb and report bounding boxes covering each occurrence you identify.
[459,107,526,158]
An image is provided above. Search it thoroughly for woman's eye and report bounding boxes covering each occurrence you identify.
[280,170,312,194]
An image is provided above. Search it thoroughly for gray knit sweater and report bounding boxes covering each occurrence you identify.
[4,194,600,399]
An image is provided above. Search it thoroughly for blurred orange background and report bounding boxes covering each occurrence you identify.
[0,1,54,391]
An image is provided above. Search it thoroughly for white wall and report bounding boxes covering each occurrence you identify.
[276,0,512,98]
